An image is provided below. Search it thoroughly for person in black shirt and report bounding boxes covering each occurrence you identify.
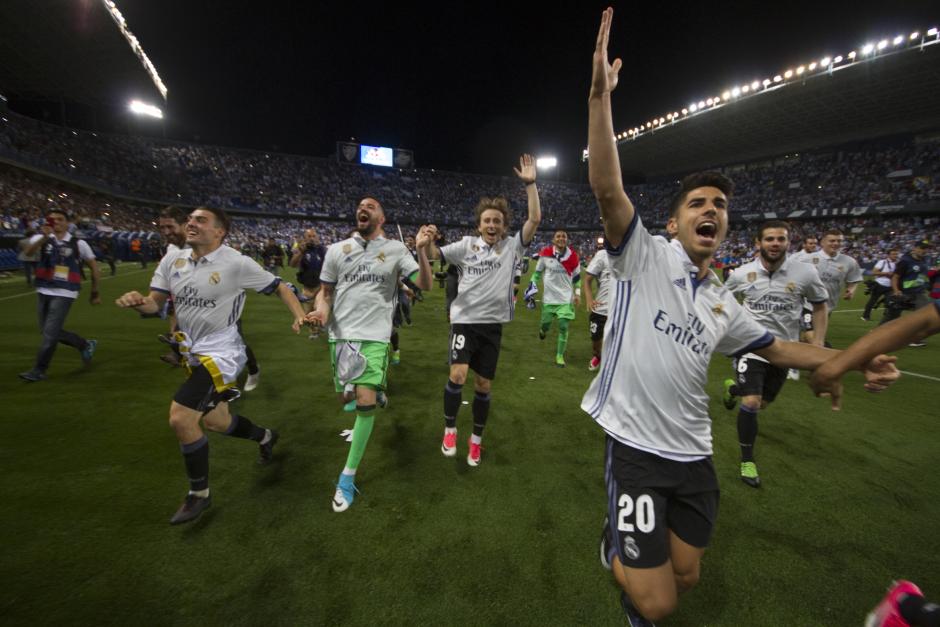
[262,238,284,275]
[289,228,326,339]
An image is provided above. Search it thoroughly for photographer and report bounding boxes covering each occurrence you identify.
[289,228,326,338]
[880,241,932,345]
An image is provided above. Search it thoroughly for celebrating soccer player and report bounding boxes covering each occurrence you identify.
[529,230,581,367]
[720,220,829,488]
[430,154,541,466]
[583,236,611,371]
[306,198,434,512]
[116,207,306,525]
[584,8,899,624]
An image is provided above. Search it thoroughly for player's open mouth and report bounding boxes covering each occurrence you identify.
[695,221,717,244]
[357,212,370,224]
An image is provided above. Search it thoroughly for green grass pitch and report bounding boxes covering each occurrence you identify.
[1,263,937,626]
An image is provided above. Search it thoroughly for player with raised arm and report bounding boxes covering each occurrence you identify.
[115,207,306,525]
[306,199,433,512]
[720,220,829,488]
[584,236,611,371]
[529,230,581,367]
[431,155,541,466]
[584,9,899,624]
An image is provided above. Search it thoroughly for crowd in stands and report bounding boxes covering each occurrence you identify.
[3,111,940,230]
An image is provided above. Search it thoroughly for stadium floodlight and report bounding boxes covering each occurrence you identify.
[536,156,557,169]
[741,85,750,93]
[706,98,713,106]
[808,61,817,70]
[848,50,857,59]
[796,65,805,75]
[672,112,678,119]
[697,100,705,108]
[689,104,698,112]
[773,75,783,82]
[862,43,875,54]
[877,39,888,50]
[659,116,665,124]
[893,35,904,45]
[128,99,163,119]
[762,78,771,86]
[681,108,688,115]
[928,28,938,37]
[821,56,831,66]
[731,87,741,97]
[910,31,919,40]
[784,69,793,79]
[833,55,843,63]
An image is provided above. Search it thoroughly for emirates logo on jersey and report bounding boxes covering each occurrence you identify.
[209,272,221,285]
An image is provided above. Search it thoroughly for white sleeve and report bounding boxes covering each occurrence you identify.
[603,213,657,281]
[802,267,829,304]
[586,254,602,277]
[535,256,546,274]
[716,297,775,357]
[440,237,470,267]
[847,259,863,283]
[238,255,279,294]
[319,244,340,284]
[397,243,420,279]
[723,267,743,294]
[77,240,96,261]
[150,255,172,294]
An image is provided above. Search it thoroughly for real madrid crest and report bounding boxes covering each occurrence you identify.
[377,251,386,263]
[712,303,724,316]
[837,265,844,272]
[174,258,187,269]
[786,281,796,293]
[812,258,819,264]
[209,272,221,285]
[746,272,757,283]
[342,243,352,254]
[471,244,480,252]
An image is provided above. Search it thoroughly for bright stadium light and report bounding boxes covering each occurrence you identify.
[877,39,888,50]
[893,35,903,45]
[751,80,760,90]
[928,28,938,37]
[762,78,771,86]
[808,61,817,70]
[862,43,875,54]
[681,108,688,115]
[910,31,919,40]
[731,87,741,97]
[697,100,705,108]
[796,65,805,75]
[129,99,163,119]
[773,75,783,82]
[689,104,698,112]
[821,56,831,66]
[833,55,843,63]
[536,156,557,169]
[848,50,857,59]
[784,69,793,79]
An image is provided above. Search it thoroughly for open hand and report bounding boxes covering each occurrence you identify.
[513,154,536,184]
[590,7,622,99]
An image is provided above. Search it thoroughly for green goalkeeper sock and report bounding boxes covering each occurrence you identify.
[343,409,375,474]
[556,318,570,357]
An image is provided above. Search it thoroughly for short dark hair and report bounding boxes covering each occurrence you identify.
[668,171,734,218]
[159,205,188,224]
[756,220,790,241]
[822,228,843,239]
[193,206,230,237]
[46,207,68,219]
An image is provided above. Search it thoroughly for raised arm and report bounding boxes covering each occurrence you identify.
[588,7,635,248]
[513,154,541,245]
[413,225,435,291]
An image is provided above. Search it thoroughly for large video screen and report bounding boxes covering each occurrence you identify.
[360,145,393,167]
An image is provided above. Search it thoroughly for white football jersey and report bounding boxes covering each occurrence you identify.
[799,251,862,311]
[536,248,580,305]
[586,249,612,316]
[581,216,773,459]
[441,232,527,324]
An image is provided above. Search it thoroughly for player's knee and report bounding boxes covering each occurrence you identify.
[449,369,468,385]
[630,591,677,622]
[168,404,195,433]
[474,378,492,394]
[741,396,762,411]
[674,564,701,592]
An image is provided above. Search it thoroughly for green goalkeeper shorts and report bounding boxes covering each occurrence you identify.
[330,340,389,392]
[541,303,576,325]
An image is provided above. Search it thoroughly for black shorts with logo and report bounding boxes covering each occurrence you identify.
[732,354,788,403]
[449,323,503,380]
[605,437,719,568]
[173,365,240,413]
[589,311,608,342]
[799,306,814,331]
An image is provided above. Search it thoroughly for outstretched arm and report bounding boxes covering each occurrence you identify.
[275,281,306,333]
[588,7,635,248]
[115,290,169,315]
[811,304,939,398]
[514,154,541,245]
[306,283,334,329]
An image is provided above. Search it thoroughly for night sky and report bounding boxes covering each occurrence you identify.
[113,1,938,180]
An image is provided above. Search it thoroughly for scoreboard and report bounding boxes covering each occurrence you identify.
[337,141,414,169]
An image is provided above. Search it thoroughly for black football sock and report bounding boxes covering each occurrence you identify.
[391,331,400,351]
[225,414,266,442]
[180,436,209,492]
[444,380,463,428]
[245,345,259,376]
[900,594,940,627]
[737,406,758,462]
[472,391,491,437]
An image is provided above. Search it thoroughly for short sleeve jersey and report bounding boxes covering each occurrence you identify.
[320,235,419,342]
[31,233,95,299]
[586,249,612,316]
[800,251,862,311]
[441,232,527,324]
[872,258,896,287]
[151,245,279,356]
[724,256,828,343]
[894,254,929,293]
[580,215,773,459]
[536,249,580,305]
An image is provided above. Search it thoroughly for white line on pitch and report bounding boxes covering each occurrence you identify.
[830,309,864,313]
[900,370,940,383]
[0,269,150,302]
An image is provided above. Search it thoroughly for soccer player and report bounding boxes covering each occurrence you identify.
[115,207,306,525]
[585,9,898,624]
[156,207,189,366]
[530,230,581,367]
[19,209,101,382]
[863,248,899,322]
[720,220,829,488]
[431,154,541,466]
[800,228,862,321]
[791,235,820,342]
[584,236,611,371]
[289,228,326,340]
[306,198,433,512]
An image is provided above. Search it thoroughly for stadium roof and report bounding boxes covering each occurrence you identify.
[0,0,165,108]
[613,40,940,179]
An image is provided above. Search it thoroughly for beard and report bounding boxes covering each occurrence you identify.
[759,248,784,264]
